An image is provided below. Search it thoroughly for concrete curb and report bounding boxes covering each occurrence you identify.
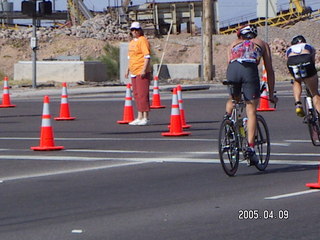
[10,84,215,99]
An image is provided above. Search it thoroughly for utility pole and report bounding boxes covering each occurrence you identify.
[22,0,53,88]
[202,0,213,81]
[265,0,269,43]
[31,0,37,88]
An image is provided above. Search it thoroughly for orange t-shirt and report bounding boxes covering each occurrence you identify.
[128,36,151,76]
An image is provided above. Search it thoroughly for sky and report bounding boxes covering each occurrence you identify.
[6,0,320,24]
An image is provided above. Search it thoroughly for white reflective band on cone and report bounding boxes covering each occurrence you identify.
[42,103,50,115]
[61,97,68,104]
[124,98,132,106]
[41,118,51,127]
[171,105,180,115]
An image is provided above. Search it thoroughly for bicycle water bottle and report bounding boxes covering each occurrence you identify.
[243,118,248,132]
[292,65,300,79]
[239,119,245,137]
[307,97,313,110]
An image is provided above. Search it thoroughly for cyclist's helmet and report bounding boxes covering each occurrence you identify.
[237,25,257,39]
[291,35,306,45]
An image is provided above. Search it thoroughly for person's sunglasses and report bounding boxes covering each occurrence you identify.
[130,28,139,31]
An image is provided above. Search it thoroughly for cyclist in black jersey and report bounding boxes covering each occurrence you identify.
[286,35,320,117]
[225,25,276,166]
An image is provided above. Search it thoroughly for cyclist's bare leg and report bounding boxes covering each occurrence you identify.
[246,99,259,146]
[304,74,320,114]
[225,98,233,115]
[292,79,302,103]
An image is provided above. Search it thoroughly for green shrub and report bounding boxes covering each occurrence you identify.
[99,43,119,81]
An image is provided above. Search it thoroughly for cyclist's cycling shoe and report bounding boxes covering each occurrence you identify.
[295,102,305,117]
[245,147,259,166]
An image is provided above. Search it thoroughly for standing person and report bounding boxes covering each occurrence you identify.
[125,22,151,126]
[286,35,320,117]
[225,25,276,165]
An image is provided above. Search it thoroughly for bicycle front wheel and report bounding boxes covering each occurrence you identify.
[304,97,320,146]
[254,115,270,171]
[218,119,239,176]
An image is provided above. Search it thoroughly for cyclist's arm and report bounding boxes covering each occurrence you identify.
[262,42,276,101]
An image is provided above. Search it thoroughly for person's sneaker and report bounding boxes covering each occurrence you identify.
[245,147,259,166]
[295,103,305,117]
[129,118,142,125]
[136,118,150,126]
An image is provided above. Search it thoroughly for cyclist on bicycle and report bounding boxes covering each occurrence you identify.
[286,35,320,117]
[225,25,276,165]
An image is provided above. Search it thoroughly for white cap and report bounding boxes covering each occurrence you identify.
[130,22,141,29]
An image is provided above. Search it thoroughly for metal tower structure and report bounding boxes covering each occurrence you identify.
[67,0,93,25]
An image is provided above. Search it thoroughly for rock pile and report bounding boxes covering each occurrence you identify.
[0,13,130,42]
[270,38,288,58]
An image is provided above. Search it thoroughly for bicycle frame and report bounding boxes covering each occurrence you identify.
[229,99,248,160]
[219,81,271,176]
[303,84,320,146]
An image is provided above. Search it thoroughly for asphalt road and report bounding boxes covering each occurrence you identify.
[0,82,320,239]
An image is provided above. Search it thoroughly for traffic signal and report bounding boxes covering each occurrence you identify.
[21,0,53,17]
[39,0,52,15]
[21,0,36,17]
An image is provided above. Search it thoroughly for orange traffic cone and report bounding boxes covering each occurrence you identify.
[257,64,275,111]
[54,82,76,121]
[31,96,64,151]
[306,165,320,189]
[150,76,165,109]
[0,76,16,108]
[117,83,134,124]
[177,85,191,129]
[162,88,191,136]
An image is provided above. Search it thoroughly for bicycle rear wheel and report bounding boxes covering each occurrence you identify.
[304,98,320,146]
[254,115,270,171]
[218,119,239,176]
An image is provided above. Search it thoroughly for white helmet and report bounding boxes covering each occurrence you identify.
[237,25,257,38]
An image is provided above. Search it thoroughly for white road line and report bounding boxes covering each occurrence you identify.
[285,140,311,143]
[271,143,291,147]
[265,189,320,200]
[1,148,319,158]
[0,162,146,182]
[65,149,216,154]
[67,149,320,157]
[0,154,319,166]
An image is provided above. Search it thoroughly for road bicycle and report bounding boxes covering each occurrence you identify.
[300,82,320,146]
[218,81,271,176]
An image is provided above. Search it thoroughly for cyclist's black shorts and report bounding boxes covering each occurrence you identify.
[287,54,317,79]
[226,61,260,101]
